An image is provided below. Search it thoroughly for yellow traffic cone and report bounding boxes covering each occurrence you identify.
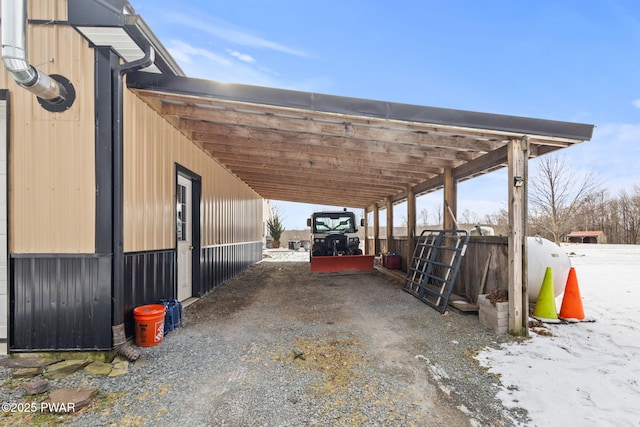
[532,267,560,323]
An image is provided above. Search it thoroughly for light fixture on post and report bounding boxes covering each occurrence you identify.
[514,176,524,187]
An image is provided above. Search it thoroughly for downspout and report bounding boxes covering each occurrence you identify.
[1,0,75,111]
[111,46,155,360]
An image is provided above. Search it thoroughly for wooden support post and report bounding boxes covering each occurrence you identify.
[443,168,457,230]
[373,204,380,256]
[522,136,530,335]
[386,197,393,253]
[407,185,416,270]
[508,137,528,336]
[364,208,370,255]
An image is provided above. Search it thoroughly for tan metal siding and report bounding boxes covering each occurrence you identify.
[123,91,263,252]
[29,0,68,21]
[2,18,96,253]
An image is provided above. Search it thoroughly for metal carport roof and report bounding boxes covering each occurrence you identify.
[127,71,594,209]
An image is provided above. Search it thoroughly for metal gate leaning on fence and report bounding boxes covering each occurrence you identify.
[403,229,470,313]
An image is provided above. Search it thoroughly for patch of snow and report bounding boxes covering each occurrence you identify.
[476,244,640,426]
[261,248,309,262]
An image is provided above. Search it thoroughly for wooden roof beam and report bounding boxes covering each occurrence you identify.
[190,127,478,162]
[168,106,504,153]
[141,89,584,148]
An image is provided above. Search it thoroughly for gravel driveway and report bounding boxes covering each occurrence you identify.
[1,252,527,426]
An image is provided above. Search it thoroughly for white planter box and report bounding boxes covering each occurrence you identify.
[478,294,509,333]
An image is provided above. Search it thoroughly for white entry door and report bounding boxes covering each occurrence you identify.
[176,175,193,302]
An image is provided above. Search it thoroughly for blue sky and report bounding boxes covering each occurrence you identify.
[132,0,640,229]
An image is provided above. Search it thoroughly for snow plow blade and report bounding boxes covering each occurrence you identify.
[310,255,375,273]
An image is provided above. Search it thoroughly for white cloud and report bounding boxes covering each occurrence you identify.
[568,122,640,193]
[610,122,640,141]
[632,99,640,109]
[168,41,285,87]
[591,122,640,146]
[167,40,230,66]
[227,50,256,64]
[163,40,328,94]
[169,12,308,57]
[134,2,324,93]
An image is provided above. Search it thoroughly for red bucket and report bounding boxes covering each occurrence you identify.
[133,304,166,347]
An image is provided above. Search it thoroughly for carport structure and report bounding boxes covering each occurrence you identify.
[127,71,594,334]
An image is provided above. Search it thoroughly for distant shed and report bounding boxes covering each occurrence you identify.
[567,230,606,244]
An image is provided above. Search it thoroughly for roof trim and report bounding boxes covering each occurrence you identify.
[67,0,129,27]
[68,0,184,76]
[127,71,594,141]
[567,231,605,236]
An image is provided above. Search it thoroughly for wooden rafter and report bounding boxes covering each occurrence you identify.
[129,81,591,209]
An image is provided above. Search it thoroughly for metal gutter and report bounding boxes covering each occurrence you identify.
[124,13,184,76]
[67,0,184,77]
[111,46,155,328]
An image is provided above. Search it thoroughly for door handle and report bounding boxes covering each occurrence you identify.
[189,246,194,250]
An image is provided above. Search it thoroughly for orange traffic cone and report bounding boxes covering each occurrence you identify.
[532,267,560,323]
[559,267,585,321]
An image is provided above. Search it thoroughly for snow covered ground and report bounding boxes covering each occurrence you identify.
[476,244,640,427]
[263,245,640,426]
[262,248,310,262]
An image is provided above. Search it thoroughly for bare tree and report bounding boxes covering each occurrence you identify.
[483,208,509,228]
[632,185,640,244]
[618,186,640,244]
[578,189,609,233]
[431,206,443,226]
[461,208,480,224]
[418,208,429,226]
[529,154,601,243]
[398,215,409,237]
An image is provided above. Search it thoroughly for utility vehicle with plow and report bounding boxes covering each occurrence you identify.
[307,209,375,272]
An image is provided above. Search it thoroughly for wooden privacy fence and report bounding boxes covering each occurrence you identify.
[367,235,509,304]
